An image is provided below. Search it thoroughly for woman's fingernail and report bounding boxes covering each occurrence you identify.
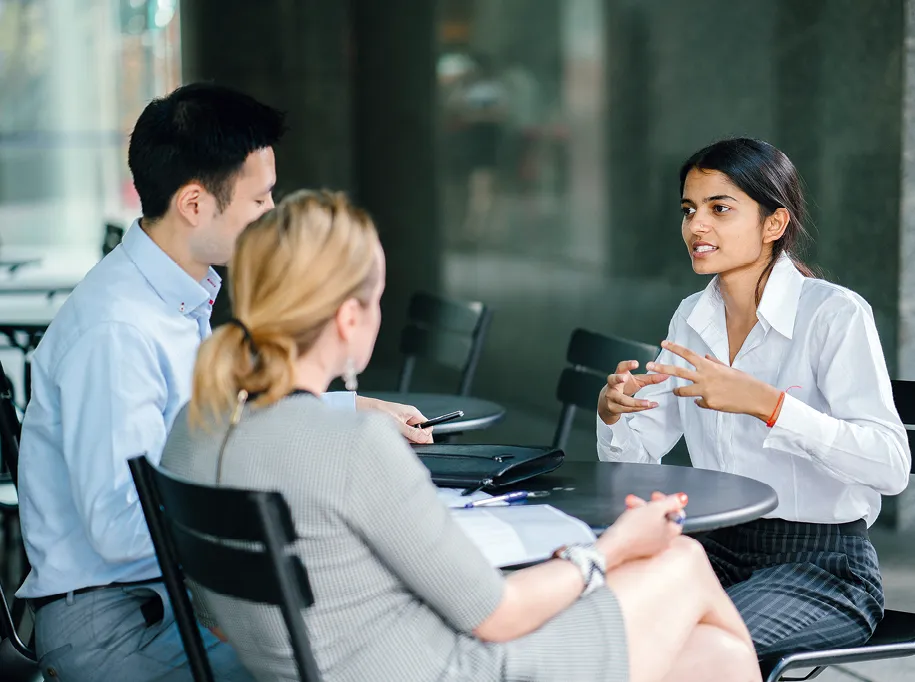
[677,493,688,506]
[646,362,655,370]
[650,402,659,408]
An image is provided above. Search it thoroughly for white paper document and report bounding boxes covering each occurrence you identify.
[450,504,597,568]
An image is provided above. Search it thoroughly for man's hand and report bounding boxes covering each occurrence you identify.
[355,396,434,444]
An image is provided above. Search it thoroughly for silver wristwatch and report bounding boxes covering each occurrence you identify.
[552,543,607,596]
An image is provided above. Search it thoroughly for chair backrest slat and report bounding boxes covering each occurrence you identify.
[153,465,297,543]
[170,523,314,606]
[407,292,485,334]
[890,380,915,473]
[400,325,475,372]
[398,292,492,395]
[555,368,610,411]
[566,328,660,374]
[552,328,660,449]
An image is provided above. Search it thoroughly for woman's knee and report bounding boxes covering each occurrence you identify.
[699,628,761,682]
[668,536,710,567]
[664,537,722,586]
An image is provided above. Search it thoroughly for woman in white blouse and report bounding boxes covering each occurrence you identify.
[597,137,911,660]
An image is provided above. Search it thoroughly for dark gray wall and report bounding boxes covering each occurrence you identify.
[181,0,441,353]
[604,0,903,367]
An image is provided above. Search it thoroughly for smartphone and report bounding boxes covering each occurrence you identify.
[416,410,464,429]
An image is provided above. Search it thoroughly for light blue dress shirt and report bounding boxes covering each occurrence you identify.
[17,221,355,598]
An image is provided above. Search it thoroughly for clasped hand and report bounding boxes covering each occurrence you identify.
[599,340,780,425]
[595,492,686,565]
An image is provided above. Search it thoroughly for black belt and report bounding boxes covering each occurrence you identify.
[739,517,869,538]
[30,577,164,612]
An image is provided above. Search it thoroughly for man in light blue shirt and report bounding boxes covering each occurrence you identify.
[16,83,430,681]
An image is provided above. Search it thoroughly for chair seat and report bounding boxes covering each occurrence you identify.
[762,609,915,680]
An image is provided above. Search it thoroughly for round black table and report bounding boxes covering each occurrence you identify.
[504,461,778,534]
[362,392,505,435]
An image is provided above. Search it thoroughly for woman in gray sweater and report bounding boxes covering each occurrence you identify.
[160,190,760,682]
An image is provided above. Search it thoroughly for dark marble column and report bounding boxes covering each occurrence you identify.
[180,0,353,326]
[351,0,441,364]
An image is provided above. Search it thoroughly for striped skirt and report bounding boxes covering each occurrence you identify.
[697,517,885,659]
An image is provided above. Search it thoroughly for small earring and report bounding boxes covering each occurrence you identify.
[343,357,359,392]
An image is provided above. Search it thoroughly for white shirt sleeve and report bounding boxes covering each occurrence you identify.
[764,296,911,495]
[321,391,357,411]
[597,317,685,463]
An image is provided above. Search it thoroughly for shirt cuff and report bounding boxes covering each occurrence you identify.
[321,391,357,411]
[763,393,835,461]
[596,413,632,460]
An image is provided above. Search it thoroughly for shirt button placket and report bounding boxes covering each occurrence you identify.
[715,411,727,471]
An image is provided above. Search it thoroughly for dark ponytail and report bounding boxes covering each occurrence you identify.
[679,138,817,305]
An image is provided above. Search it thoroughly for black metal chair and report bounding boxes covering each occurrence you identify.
[552,328,659,450]
[0,571,40,682]
[0,360,28,626]
[102,222,124,257]
[0,360,22,486]
[398,292,493,396]
[128,455,322,682]
[759,379,915,681]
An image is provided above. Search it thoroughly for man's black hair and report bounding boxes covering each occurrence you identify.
[128,82,286,220]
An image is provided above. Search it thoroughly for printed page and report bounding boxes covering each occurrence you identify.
[451,505,597,567]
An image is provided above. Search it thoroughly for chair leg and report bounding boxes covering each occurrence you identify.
[10,595,27,637]
[767,664,828,682]
[2,513,14,588]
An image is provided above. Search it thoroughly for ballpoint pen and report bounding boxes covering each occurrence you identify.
[666,509,687,525]
[625,493,688,525]
[463,491,548,508]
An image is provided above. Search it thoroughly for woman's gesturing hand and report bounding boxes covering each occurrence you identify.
[647,341,781,422]
[597,360,669,426]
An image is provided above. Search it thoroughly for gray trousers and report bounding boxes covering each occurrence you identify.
[33,582,254,682]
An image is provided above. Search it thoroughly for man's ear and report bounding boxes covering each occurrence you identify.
[174,183,208,226]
